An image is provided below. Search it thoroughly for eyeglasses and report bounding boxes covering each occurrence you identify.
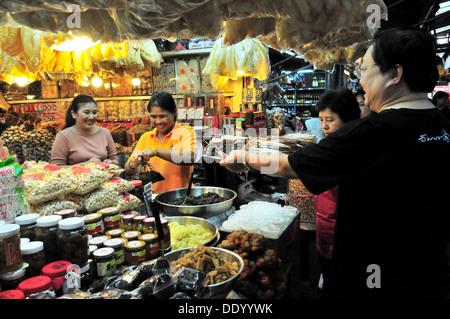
[356,63,377,78]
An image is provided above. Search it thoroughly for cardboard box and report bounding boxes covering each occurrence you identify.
[203,38,216,49]
[205,94,225,116]
[189,38,205,50]
[41,80,59,99]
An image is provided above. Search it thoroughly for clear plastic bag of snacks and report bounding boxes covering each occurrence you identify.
[30,199,79,216]
[100,178,135,194]
[85,162,124,177]
[22,172,76,205]
[115,193,141,212]
[83,188,122,213]
[59,166,113,195]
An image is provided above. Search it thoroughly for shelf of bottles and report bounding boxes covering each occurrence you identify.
[271,71,328,119]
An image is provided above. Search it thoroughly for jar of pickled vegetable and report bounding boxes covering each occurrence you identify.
[21,241,46,278]
[40,260,71,297]
[138,234,159,260]
[121,230,141,242]
[0,224,23,274]
[18,275,54,298]
[133,215,147,232]
[161,218,171,250]
[104,238,125,267]
[143,217,156,234]
[98,207,121,231]
[105,228,125,238]
[55,209,77,219]
[120,214,135,230]
[14,214,39,241]
[0,264,27,290]
[79,262,94,291]
[93,247,116,277]
[84,213,105,237]
[88,235,111,248]
[124,240,146,265]
[35,215,62,264]
[57,217,89,267]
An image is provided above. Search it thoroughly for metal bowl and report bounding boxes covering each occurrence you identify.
[165,216,219,251]
[165,247,244,299]
[155,186,237,218]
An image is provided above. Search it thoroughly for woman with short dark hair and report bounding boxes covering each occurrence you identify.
[125,92,197,193]
[221,28,450,298]
[51,94,118,166]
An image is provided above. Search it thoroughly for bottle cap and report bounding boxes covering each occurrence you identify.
[58,217,85,230]
[0,224,20,239]
[21,241,44,255]
[15,213,40,225]
[36,215,62,227]
[18,276,53,295]
[0,289,26,299]
[41,260,71,278]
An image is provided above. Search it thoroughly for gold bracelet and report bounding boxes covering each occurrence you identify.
[150,147,157,157]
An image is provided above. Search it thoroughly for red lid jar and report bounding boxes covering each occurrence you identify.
[41,260,71,296]
[0,289,26,299]
[18,275,53,297]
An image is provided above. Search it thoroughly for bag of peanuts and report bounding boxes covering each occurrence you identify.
[115,193,141,212]
[30,199,79,216]
[100,178,135,194]
[85,162,124,177]
[58,166,113,195]
[22,172,77,205]
[83,188,122,213]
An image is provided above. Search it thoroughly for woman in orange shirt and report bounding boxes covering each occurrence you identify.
[125,92,197,193]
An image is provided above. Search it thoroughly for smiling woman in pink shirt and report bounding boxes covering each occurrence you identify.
[51,95,119,166]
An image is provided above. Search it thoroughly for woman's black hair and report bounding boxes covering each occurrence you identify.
[372,27,439,93]
[315,87,361,123]
[63,94,97,130]
[432,91,449,106]
[147,91,177,120]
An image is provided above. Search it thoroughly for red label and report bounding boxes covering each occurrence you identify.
[23,173,45,180]
[5,240,22,267]
[72,166,91,175]
[108,178,122,184]
[94,162,110,169]
[43,165,61,171]
[123,194,130,201]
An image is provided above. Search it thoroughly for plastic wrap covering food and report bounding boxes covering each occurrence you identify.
[63,193,85,211]
[30,199,79,216]
[118,101,132,122]
[85,162,124,177]
[83,188,122,213]
[152,61,176,94]
[176,59,200,94]
[58,165,113,195]
[1,126,27,164]
[199,57,215,93]
[202,37,270,89]
[22,172,76,205]
[115,193,141,212]
[100,178,135,194]
[0,157,28,223]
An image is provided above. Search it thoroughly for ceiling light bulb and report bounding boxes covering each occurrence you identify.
[16,77,29,87]
[92,77,103,88]
[131,78,141,86]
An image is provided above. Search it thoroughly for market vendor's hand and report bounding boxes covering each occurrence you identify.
[220,150,248,173]
[130,149,156,168]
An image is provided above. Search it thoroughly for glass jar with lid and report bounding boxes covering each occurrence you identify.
[57,217,89,267]
[104,238,125,267]
[88,235,111,248]
[124,240,146,265]
[41,260,71,297]
[143,217,156,234]
[14,213,40,241]
[138,233,159,260]
[93,247,116,277]
[79,262,94,290]
[121,230,141,242]
[0,289,26,299]
[133,215,147,232]
[18,275,54,298]
[84,213,105,237]
[0,263,27,290]
[105,228,125,238]
[160,218,171,250]
[129,180,143,202]
[120,214,135,230]
[21,241,46,277]
[35,215,62,263]
[55,209,77,219]
[0,224,23,273]
[98,207,121,231]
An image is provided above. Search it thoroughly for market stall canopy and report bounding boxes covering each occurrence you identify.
[0,0,388,71]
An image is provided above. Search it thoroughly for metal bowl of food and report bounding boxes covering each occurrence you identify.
[165,216,219,251]
[155,186,237,218]
[165,246,244,299]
